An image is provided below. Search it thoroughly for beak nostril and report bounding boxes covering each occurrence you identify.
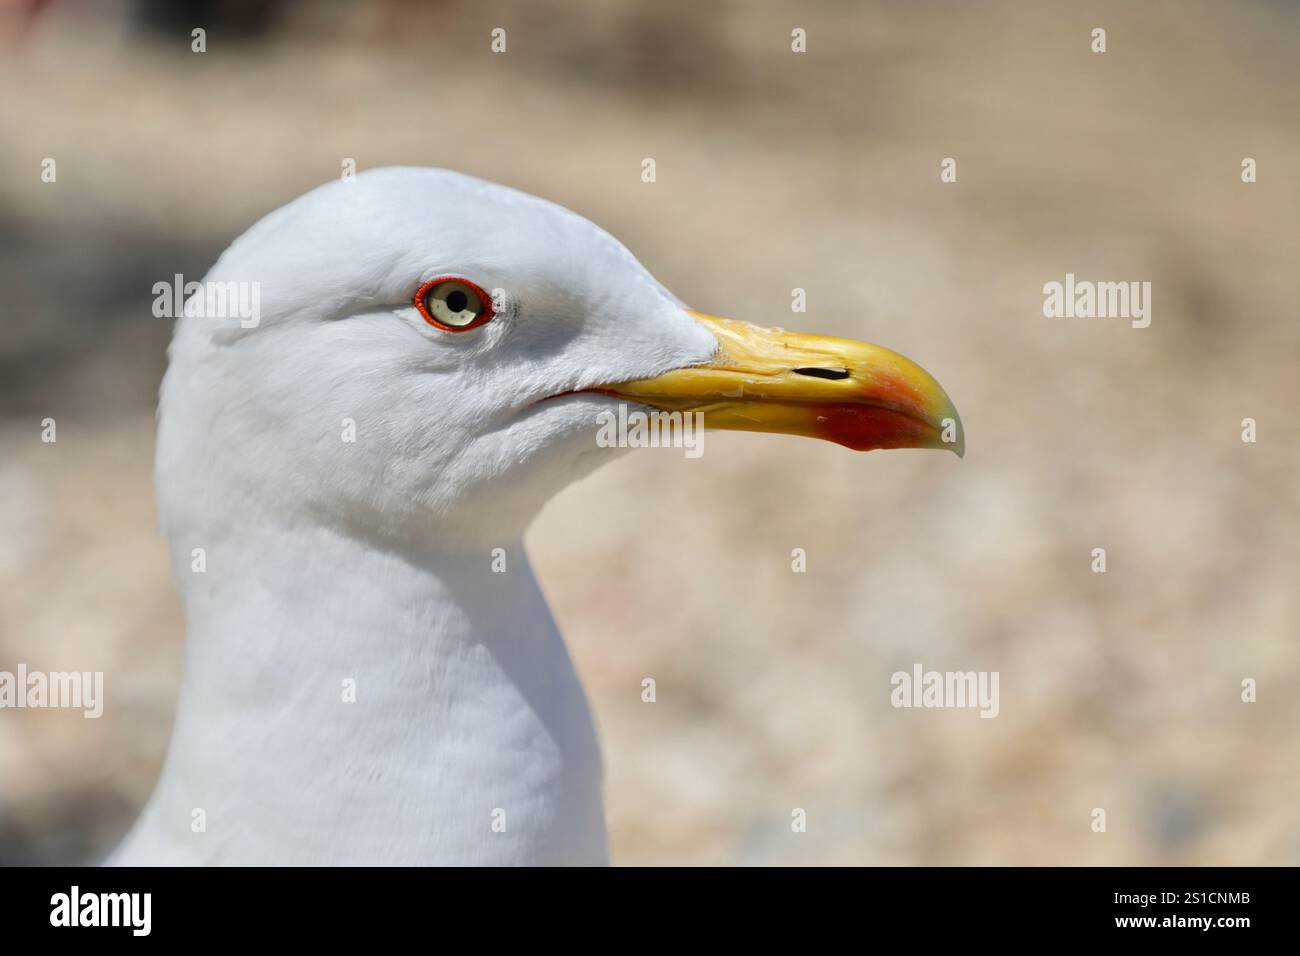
[792,367,850,381]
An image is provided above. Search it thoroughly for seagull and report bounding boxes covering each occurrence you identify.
[110,167,962,865]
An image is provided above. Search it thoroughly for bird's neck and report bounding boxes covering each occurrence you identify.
[117,521,608,865]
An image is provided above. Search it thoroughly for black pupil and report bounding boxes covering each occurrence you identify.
[445,289,470,313]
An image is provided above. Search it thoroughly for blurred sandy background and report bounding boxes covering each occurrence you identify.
[1,0,1297,865]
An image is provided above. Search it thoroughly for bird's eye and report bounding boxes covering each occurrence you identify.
[414,277,494,332]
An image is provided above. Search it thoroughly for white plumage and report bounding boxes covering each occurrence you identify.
[112,167,959,865]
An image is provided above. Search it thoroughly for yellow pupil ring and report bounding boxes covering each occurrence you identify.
[423,281,485,328]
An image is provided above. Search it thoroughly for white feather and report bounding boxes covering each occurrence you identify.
[111,168,717,865]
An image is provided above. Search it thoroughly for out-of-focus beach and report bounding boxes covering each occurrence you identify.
[1,0,1297,864]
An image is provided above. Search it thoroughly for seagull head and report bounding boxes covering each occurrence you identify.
[157,167,962,548]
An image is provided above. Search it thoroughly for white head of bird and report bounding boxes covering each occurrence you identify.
[116,167,961,866]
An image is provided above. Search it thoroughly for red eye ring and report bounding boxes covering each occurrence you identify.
[413,276,496,332]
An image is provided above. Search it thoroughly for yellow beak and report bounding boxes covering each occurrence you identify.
[591,312,963,455]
